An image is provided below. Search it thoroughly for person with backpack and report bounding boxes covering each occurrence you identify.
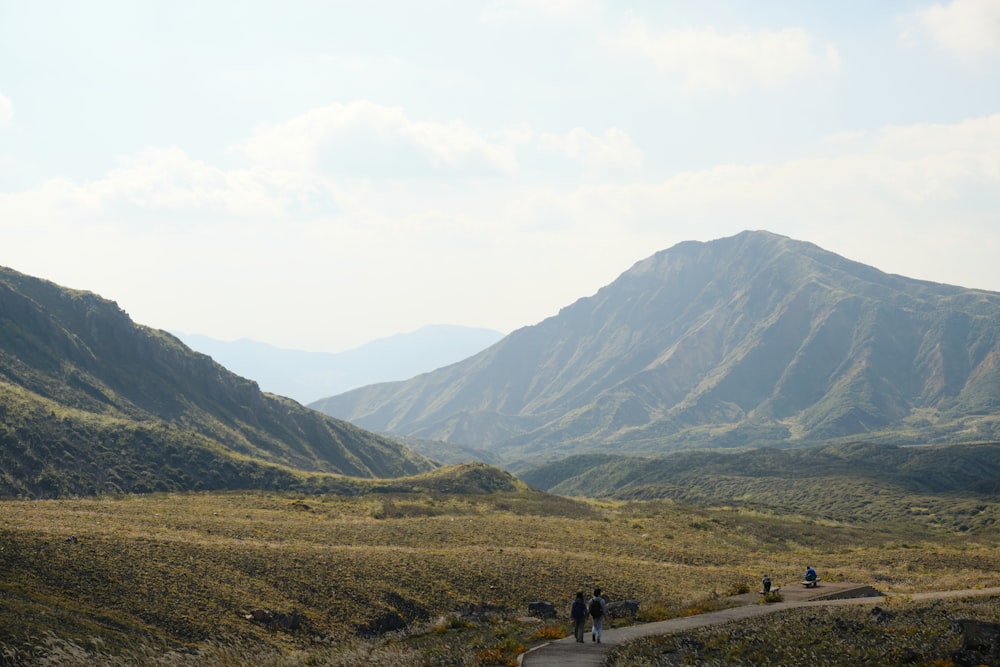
[569,591,588,642]
[588,587,608,643]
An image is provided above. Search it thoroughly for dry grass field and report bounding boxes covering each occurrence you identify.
[607,595,1000,666]
[0,472,998,665]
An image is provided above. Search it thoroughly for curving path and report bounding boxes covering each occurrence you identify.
[518,585,1000,667]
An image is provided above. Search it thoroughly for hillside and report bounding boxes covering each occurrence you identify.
[1,480,997,664]
[176,325,504,405]
[518,441,1000,528]
[0,266,433,497]
[312,230,1000,464]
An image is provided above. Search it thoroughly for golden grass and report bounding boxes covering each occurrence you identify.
[608,595,1000,666]
[0,488,997,664]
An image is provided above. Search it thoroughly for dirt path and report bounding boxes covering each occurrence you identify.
[518,585,1000,667]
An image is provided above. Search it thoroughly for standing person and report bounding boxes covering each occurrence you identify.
[588,588,607,643]
[569,591,588,642]
[762,574,772,593]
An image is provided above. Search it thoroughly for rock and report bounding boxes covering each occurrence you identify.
[951,618,1000,654]
[274,611,301,631]
[607,599,640,619]
[243,609,302,632]
[870,606,893,623]
[527,601,556,618]
[357,611,407,637]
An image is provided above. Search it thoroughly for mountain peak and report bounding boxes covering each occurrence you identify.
[313,230,1000,464]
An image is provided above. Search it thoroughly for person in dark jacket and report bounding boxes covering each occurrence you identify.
[569,591,588,642]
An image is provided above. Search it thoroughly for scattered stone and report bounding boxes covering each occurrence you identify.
[357,611,407,637]
[833,617,863,633]
[951,618,1000,655]
[607,599,640,619]
[527,601,556,618]
[870,606,893,623]
[243,609,302,632]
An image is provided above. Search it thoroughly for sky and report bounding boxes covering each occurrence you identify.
[2,0,999,353]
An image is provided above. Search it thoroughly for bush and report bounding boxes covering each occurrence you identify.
[726,578,752,595]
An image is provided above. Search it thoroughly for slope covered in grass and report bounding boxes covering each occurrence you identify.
[519,442,1000,530]
[1,473,998,664]
[0,265,433,497]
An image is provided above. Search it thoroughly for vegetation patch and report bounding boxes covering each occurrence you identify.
[606,595,1000,667]
[0,484,997,665]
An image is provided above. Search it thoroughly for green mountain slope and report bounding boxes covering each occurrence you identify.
[0,267,433,497]
[517,441,1000,528]
[312,231,1000,463]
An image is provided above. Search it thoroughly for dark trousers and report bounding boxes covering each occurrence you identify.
[573,617,586,642]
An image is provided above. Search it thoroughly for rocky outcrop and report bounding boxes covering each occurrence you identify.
[243,609,302,631]
[951,618,1000,662]
[527,601,556,618]
[607,599,640,619]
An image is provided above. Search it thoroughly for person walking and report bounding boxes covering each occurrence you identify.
[588,588,608,643]
[569,591,588,642]
[762,574,772,593]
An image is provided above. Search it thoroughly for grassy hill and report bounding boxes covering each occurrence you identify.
[518,442,1000,529]
[0,266,433,497]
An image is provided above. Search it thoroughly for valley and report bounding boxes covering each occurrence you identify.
[2,232,1000,665]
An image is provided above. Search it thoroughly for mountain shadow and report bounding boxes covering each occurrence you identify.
[312,230,1000,464]
[0,266,434,497]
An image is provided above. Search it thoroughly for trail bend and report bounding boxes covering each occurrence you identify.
[519,585,1000,667]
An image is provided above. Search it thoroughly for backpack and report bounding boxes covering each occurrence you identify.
[589,598,603,619]
[571,599,587,618]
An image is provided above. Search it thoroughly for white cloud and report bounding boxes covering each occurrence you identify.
[481,0,600,24]
[916,0,1000,56]
[873,114,1000,160]
[539,126,643,177]
[509,0,600,19]
[3,106,998,351]
[606,20,841,93]
[0,147,336,224]
[0,95,13,127]
[236,101,519,176]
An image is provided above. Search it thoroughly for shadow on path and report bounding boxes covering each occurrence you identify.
[519,585,1000,667]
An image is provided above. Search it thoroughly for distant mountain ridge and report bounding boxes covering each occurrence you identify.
[0,266,433,497]
[176,325,504,405]
[312,230,1000,464]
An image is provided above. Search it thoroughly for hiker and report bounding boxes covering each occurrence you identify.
[588,588,608,643]
[762,574,772,593]
[569,591,588,642]
[804,566,817,585]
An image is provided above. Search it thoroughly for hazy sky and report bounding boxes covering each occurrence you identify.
[2,1,999,352]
